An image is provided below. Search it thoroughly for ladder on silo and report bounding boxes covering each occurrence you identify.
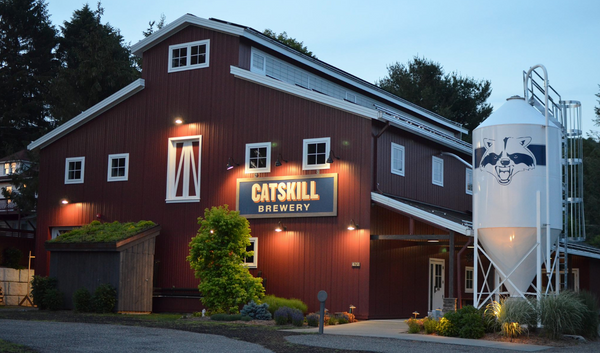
[524,69,586,292]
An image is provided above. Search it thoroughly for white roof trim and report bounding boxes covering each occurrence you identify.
[28,79,145,150]
[232,66,471,154]
[371,192,473,236]
[130,14,466,135]
[131,14,244,56]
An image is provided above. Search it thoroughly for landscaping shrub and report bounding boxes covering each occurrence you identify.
[337,313,350,325]
[291,310,304,327]
[485,298,537,338]
[262,295,308,315]
[406,318,422,333]
[577,291,599,339]
[241,315,252,321]
[423,317,438,334]
[459,312,485,339]
[43,288,64,311]
[327,316,338,325]
[3,247,22,269]
[73,287,93,313]
[437,312,460,337]
[211,313,243,321]
[92,284,117,313]
[274,306,293,325]
[306,313,319,327]
[540,291,586,339]
[31,276,58,310]
[240,300,272,320]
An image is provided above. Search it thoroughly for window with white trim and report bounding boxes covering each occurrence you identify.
[51,226,78,240]
[245,237,258,268]
[107,153,129,182]
[168,40,210,73]
[245,142,271,174]
[166,136,201,203]
[65,157,85,184]
[303,137,330,170]
[2,162,17,176]
[432,156,444,187]
[465,266,474,293]
[391,143,405,176]
[466,168,473,195]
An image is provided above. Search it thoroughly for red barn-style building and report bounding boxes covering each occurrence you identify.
[29,14,481,318]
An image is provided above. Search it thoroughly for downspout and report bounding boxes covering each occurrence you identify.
[372,121,390,192]
[456,237,473,308]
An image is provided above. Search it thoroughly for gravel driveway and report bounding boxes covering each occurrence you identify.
[0,319,273,353]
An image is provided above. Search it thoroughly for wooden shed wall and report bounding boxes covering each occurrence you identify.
[118,240,156,312]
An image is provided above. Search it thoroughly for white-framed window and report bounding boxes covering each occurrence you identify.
[107,153,129,182]
[168,40,210,73]
[245,142,271,174]
[391,143,405,176]
[465,266,474,293]
[432,156,444,187]
[466,168,473,195]
[166,135,202,203]
[2,162,17,176]
[51,226,78,240]
[250,51,266,75]
[542,268,580,292]
[245,237,258,268]
[303,137,330,170]
[65,157,85,184]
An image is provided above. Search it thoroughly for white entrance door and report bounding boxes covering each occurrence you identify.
[429,258,445,312]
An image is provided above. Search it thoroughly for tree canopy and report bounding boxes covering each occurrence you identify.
[49,3,140,124]
[0,0,58,156]
[377,56,492,139]
[263,29,315,58]
[187,205,264,314]
[594,85,600,127]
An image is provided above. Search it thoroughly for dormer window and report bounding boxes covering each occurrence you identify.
[168,40,210,73]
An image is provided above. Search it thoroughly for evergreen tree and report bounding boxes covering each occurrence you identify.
[0,0,58,156]
[377,56,492,140]
[50,3,140,124]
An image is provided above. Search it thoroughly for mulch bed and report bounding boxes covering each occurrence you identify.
[0,308,367,353]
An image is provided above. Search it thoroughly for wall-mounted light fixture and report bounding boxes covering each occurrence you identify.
[60,198,69,205]
[347,219,358,230]
[275,221,286,232]
[174,118,184,124]
[326,150,340,164]
[428,239,440,243]
[275,153,288,167]
[226,157,239,171]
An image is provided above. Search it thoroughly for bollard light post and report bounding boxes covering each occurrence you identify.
[317,290,327,334]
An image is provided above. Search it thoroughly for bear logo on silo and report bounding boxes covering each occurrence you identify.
[480,136,536,185]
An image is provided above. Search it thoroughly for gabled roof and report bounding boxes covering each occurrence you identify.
[371,192,473,236]
[131,14,468,136]
[0,149,28,163]
[28,79,145,150]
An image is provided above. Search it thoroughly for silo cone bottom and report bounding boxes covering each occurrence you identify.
[477,227,561,297]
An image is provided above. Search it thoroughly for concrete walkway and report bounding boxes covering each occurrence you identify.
[283,320,553,352]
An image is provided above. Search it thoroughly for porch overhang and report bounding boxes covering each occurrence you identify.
[371,192,473,237]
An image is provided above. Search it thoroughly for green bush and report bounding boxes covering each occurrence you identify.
[337,313,350,325]
[262,295,308,315]
[30,276,58,310]
[50,220,156,243]
[423,317,438,334]
[73,287,93,313]
[327,316,338,325]
[577,291,599,338]
[241,315,252,321]
[306,313,319,327]
[3,247,22,269]
[437,313,459,337]
[459,312,485,339]
[92,284,117,313]
[44,288,64,311]
[540,291,586,339]
[291,310,304,327]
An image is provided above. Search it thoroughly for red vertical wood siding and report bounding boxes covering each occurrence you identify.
[373,122,472,213]
[35,25,372,315]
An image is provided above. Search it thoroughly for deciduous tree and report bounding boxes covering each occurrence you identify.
[377,56,492,140]
[187,205,264,314]
[263,29,315,58]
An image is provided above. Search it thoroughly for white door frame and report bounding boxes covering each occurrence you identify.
[429,258,445,312]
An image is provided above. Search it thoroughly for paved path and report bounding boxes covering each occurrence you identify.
[0,319,273,353]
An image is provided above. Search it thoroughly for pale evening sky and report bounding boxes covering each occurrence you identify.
[46,0,600,135]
